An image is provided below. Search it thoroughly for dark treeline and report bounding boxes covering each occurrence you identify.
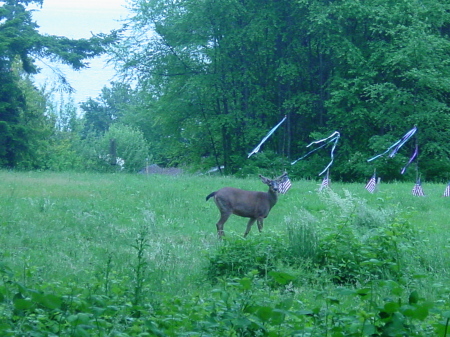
[110,0,450,181]
[2,0,450,181]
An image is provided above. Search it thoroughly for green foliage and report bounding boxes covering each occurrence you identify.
[0,70,29,168]
[312,190,416,284]
[5,0,450,178]
[206,234,294,282]
[107,0,450,180]
[0,69,56,169]
[0,260,445,336]
[43,97,87,171]
[112,0,309,173]
[207,189,419,286]
[285,216,320,263]
[80,82,134,136]
[98,123,150,172]
[131,226,150,307]
[237,151,290,178]
[72,124,149,172]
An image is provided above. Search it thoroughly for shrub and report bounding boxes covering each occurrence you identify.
[315,190,416,284]
[206,233,294,282]
[73,123,150,172]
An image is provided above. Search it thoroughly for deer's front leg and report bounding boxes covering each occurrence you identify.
[244,218,256,237]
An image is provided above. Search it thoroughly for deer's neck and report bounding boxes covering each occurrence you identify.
[268,189,278,207]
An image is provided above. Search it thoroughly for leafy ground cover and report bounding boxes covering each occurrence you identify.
[0,171,449,336]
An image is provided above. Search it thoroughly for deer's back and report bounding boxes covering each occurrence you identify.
[213,187,274,218]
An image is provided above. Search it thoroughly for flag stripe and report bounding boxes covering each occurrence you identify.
[279,178,292,194]
[319,173,330,191]
[412,180,425,196]
[365,175,376,193]
[444,184,450,197]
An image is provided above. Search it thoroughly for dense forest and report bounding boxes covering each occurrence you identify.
[2,0,450,181]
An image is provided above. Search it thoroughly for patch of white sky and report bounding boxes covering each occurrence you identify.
[30,0,130,107]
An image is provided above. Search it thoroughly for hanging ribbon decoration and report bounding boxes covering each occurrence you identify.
[248,115,287,158]
[291,131,340,176]
[367,125,418,174]
[400,144,418,174]
[367,126,417,162]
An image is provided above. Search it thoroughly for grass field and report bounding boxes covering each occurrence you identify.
[1,171,450,336]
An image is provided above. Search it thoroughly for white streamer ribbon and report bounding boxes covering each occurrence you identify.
[367,126,417,162]
[248,116,287,158]
[291,131,340,176]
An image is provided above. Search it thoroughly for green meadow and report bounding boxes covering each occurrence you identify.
[1,171,450,336]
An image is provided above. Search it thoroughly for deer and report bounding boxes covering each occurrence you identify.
[206,173,288,237]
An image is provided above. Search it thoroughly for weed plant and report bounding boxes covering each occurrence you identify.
[206,232,293,281]
[1,171,450,336]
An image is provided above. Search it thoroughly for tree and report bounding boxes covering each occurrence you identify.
[0,0,117,168]
[80,82,134,136]
[112,0,305,172]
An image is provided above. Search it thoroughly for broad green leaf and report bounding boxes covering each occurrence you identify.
[356,288,371,297]
[409,290,419,305]
[256,306,273,321]
[239,277,252,290]
[268,271,296,285]
[13,298,33,310]
[384,302,400,313]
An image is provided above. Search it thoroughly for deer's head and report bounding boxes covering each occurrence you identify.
[259,172,288,194]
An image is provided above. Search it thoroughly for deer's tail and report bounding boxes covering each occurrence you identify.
[206,192,216,201]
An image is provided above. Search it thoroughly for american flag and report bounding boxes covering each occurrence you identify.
[365,174,377,193]
[412,179,425,197]
[278,176,292,194]
[319,173,330,192]
[444,182,450,197]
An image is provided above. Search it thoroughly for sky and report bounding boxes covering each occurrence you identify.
[31,0,130,106]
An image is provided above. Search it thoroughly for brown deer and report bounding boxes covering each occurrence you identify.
[206,173,287,237]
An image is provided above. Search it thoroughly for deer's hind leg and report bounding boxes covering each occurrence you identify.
[244,218,257,238]
[216,211,231,237]
[256,218,264,233]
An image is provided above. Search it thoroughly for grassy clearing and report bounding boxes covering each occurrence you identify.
[1,172,221,291]
[1,171,450,336]
[1,170,448,282]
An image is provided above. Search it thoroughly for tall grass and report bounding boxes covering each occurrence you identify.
[2,171,450,285]
[1,171,450,335]
[1,172,218,293]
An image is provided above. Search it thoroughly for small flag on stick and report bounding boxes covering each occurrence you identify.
[319,171,330,191]
[412,179,425,197]
[278,175,292,194]
[443,182,450,197]
[365,174,377,193]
